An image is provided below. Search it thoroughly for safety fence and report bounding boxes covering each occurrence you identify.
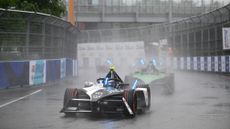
[173,55,230,73]
[0,8,78,60]
[77,3,230,59]
[0,58,77,89]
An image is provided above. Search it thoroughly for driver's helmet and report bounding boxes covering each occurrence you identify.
[97,78,103,84]
[110,65,115,71]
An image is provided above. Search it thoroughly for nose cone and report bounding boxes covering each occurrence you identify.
[91,88,120,101]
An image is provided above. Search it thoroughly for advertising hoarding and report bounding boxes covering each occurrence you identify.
[222,27,230,50]
[29,60,46,85]
[60,58,66,79]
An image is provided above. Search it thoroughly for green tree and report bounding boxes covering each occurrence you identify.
[0,0,16,9]
[0,0,66,17]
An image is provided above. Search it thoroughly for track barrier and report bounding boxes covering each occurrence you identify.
[0,58,77,89]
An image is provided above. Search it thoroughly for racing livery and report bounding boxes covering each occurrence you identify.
[125,62,174,95]
[60,67,151,118]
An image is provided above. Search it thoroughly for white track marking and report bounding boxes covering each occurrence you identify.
[0,89,42,109]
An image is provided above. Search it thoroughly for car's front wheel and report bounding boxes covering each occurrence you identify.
[123,89,137,118]
[137,84,151,109]
[63,88,78,116]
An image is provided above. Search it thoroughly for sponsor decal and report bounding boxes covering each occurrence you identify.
[60,58,66,79]
[214,56,218,72]
[221,56,226,72]
[207,56,212,72]
[187,57,191,70]
[204,57,207,71]
[200,57,205,71]
[193,57,197,70]
[184,57,187,70]
[197,57,201,71]
[29,60,46,85]
[222,28,230,50]
[73,60,78,76]
[211,56,215,72]
[180,57,184,70]
[226,56,229,72]
[218,56,221,72]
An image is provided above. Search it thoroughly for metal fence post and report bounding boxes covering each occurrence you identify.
[201,25,204,56]
[25,20,30,58]
[169,0,172,23]
[62,27,66,58]
[51,25,54,58]
[207,25,211,56]
[186,22,190,57]
[214,25,218,55]
[180,31,183,56]
[41,22,46,58]
[102,0,105,21]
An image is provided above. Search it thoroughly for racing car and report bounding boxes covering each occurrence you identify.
[60,66,151,118]
[125,62,174,95]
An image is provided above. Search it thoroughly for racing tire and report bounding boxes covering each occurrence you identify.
[123,90,137,118]
[63,88,78,116]
[137,84,151,110]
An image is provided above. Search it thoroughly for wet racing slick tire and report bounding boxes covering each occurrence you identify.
[63,88,78,116]
[137,84,151,110]
[123,89,137,118]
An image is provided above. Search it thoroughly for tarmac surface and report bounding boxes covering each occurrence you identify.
[0,71,230,129]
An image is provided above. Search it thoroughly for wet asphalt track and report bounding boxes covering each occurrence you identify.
[0,72,230,129]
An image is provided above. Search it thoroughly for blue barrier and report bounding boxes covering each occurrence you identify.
[226,56,229,72]
[211,57,215,71]
[60,58,66,79]
[29,60,46,85]
[174,56,230,73]
[46,59,61,82]
[0,58,76,89]
[204,57,208,71]
[0,61,29,88]
[66,59,73,77]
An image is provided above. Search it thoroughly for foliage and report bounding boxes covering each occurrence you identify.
[0,0,66,17]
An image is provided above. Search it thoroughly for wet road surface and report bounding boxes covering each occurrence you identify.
[0,72,230,129]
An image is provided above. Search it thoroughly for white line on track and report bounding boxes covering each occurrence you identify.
[0,89,42,109]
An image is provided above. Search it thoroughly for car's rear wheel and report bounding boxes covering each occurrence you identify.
[123,89,137,118]
[63,88,78,116]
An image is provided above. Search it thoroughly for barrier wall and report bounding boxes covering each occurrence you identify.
[66,59,73,77]
[29,60,46,85]
[174,56,230,73]
[60,58,66,79]
[0,58,77,89]
[46,59,61,82]
[0,61,29,88]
